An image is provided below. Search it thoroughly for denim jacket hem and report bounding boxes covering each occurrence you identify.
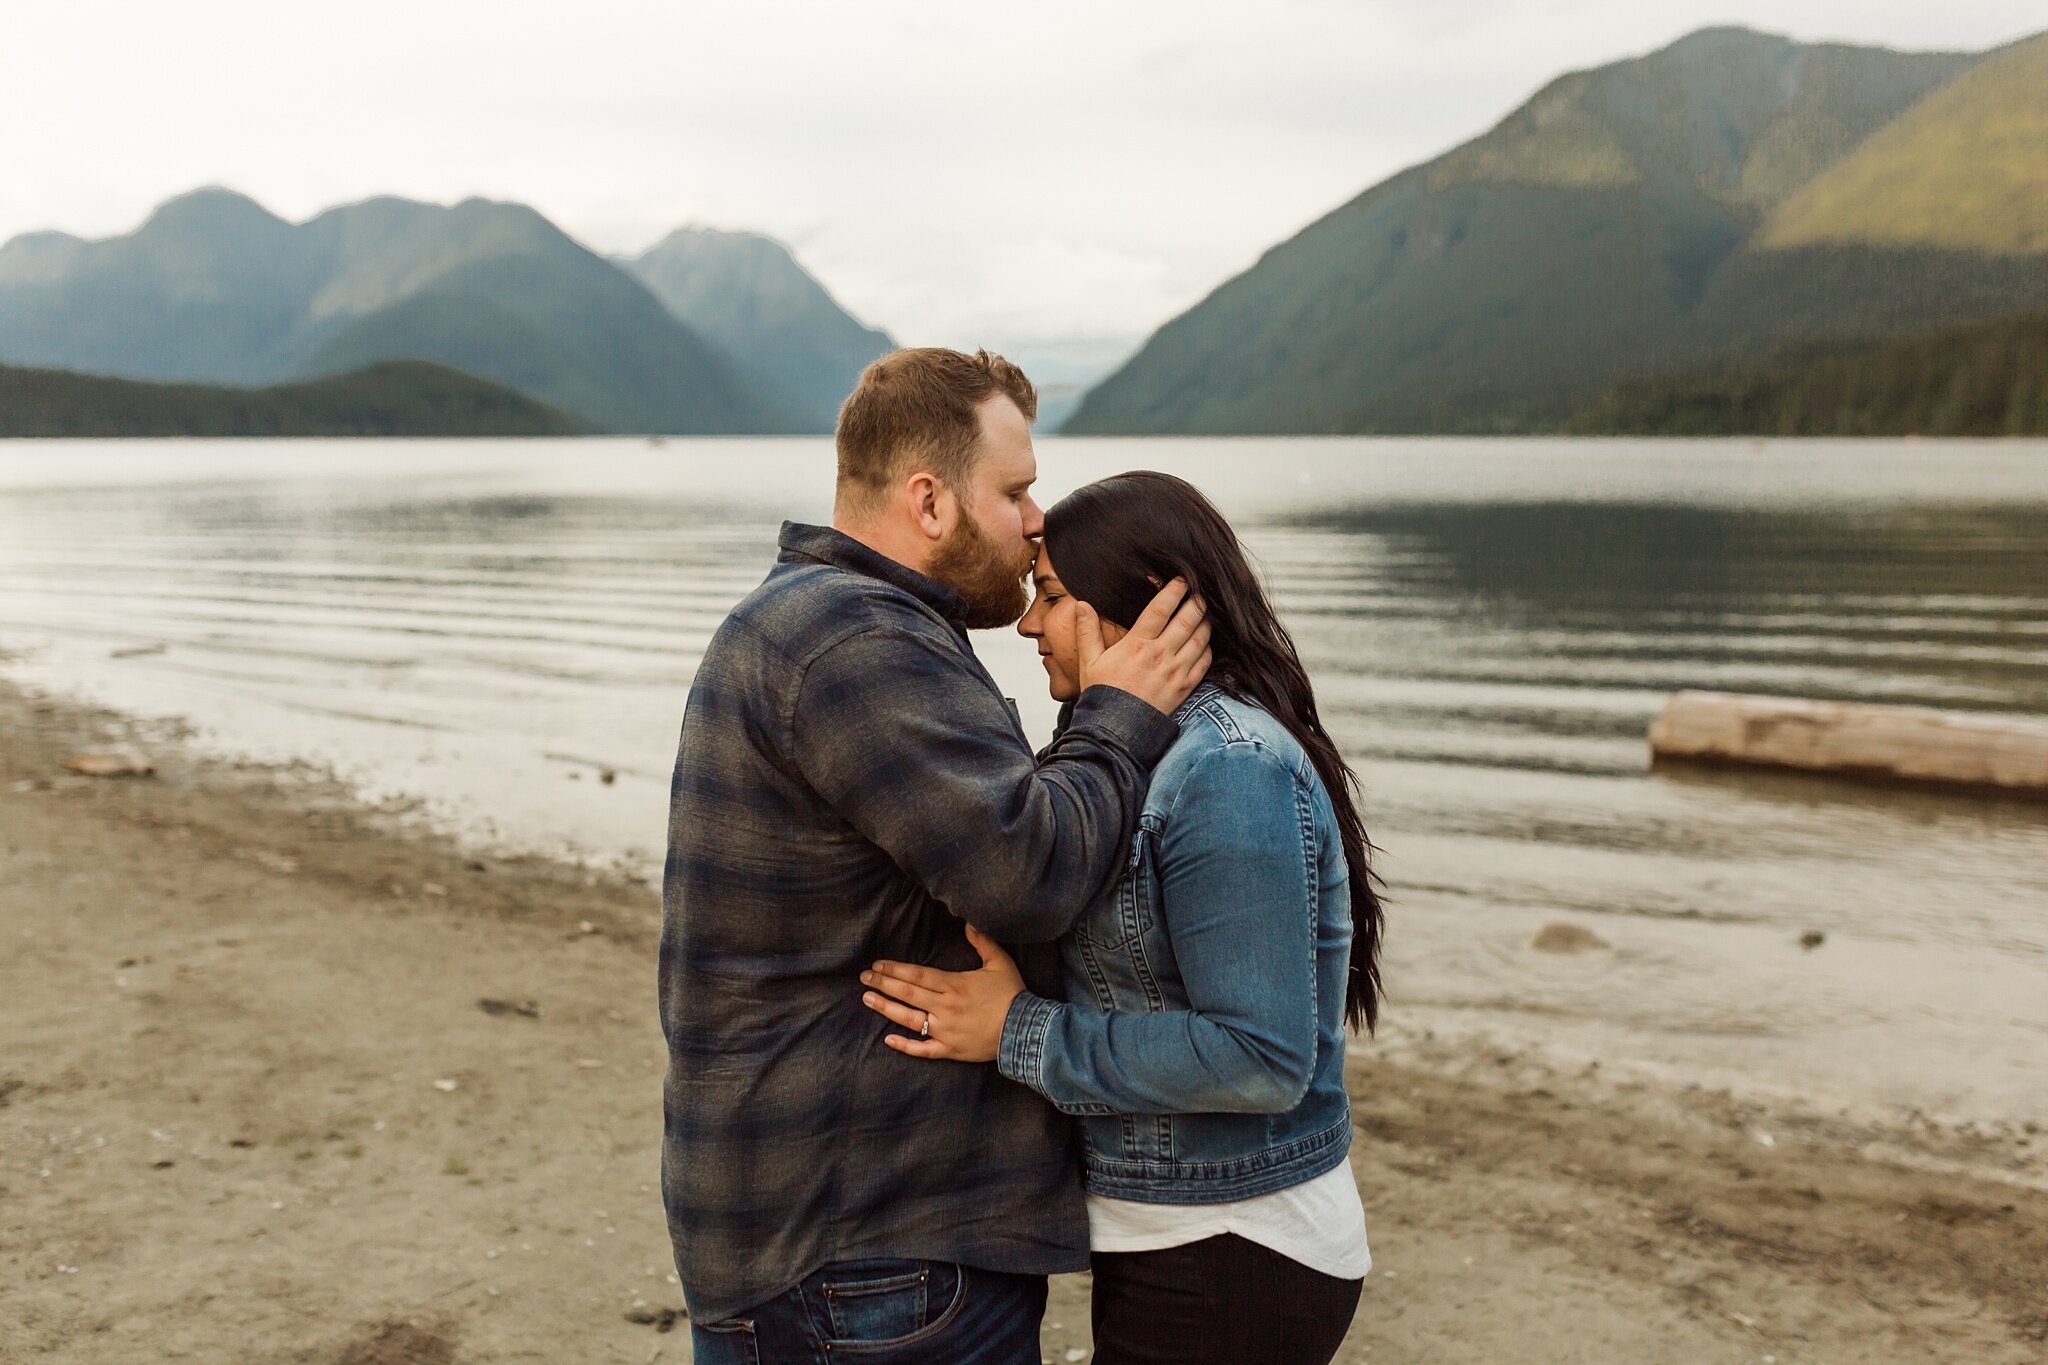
[1080,1116,1353,1204]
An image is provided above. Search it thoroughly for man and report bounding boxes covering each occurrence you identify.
[661,347,1210,1363]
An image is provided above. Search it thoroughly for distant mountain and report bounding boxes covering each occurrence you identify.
[1567,307,2048,436]
[622,228,893,431]
[0,359,580,438]
[1757,33,2048,254]
[1068,27,2048,435]
[0,190,783,434]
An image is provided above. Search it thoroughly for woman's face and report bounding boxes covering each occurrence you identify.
[1017,544,1123,701]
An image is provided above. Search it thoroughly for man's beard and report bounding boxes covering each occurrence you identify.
[928,508,1032,629]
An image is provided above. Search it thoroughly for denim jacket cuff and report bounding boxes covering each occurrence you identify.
[998,992,1061,1094]
[1070,685,1180,765]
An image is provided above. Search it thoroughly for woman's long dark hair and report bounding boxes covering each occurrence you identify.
[1045,471,1386,1034]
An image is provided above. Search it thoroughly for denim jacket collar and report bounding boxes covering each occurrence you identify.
[776,521,968,630]
[1172,679,1225,725]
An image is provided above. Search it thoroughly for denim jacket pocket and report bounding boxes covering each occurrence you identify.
[1074,823,1158,953]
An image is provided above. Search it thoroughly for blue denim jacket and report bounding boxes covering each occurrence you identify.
[997,684,1357,1202]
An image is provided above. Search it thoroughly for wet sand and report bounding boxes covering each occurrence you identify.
[3,678,2044,1364]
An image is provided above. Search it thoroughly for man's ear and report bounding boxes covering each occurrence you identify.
[903,471,948,542]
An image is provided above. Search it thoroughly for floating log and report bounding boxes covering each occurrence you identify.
[1649,690,2048,795]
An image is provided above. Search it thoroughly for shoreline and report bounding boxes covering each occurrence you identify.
[3,677,2044,1362]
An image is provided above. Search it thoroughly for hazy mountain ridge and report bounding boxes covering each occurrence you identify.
[0,358,580,438]
[0,190,783,434]
[622,228,893,433]
[1067,26,2044,435]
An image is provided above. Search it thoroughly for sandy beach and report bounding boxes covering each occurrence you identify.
[3,676,2044,1364]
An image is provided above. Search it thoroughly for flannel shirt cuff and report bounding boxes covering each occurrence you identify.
[998,992,1061,1095]
[1071,685,1181,765]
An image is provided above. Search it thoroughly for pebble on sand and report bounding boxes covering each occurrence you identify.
[64,752,155,778]
[1530,922,1610,954]
[1800,930,1826,950]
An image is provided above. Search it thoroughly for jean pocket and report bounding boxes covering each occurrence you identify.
[820,1261,965,1351]
[689,1316,759,1365]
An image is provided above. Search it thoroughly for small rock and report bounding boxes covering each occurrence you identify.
[1066,1351,1087,1362]
[1745,1125,1776,1149]
[578,920,598,935]
[422,882,449,898]
[1799,930,1826,950]
[477,998,541,1019]
[1530,922,1609,954]
[600,769,617,785]
[623,1306,688,1332]
[109,643,168,659]
[64,752,154,778]
[432,1078,459,1092]
[250,851,299,875]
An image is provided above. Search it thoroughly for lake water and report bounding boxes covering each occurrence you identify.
[3,437,2046,1134]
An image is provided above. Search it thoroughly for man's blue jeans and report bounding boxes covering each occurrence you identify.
[689,1258,1047,1364]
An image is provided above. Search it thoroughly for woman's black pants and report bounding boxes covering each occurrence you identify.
[1089,1233,1363,1365]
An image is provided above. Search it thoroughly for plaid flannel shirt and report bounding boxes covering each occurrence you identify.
[658,521,1178,1322]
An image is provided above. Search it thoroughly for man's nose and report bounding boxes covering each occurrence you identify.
[1021,497,1045,540]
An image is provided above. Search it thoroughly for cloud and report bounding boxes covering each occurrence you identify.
[3,0,2042,353]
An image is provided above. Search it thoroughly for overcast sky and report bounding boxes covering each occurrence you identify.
[2,1,2040,371]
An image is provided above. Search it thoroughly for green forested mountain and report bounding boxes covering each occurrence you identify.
[622,229,894,432]
[1568,309,2048,436]
[0,359,580,437]
[0,190,782,434]
[1758,32,2048,254]
[1067,27,2048,435]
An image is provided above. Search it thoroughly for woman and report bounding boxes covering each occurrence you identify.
[859,471,1386,1365]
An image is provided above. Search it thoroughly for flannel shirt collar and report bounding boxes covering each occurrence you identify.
[777,521,969,631]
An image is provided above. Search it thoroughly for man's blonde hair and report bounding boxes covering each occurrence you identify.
[834,348,1037,515]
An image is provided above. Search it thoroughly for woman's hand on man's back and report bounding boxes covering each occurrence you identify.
[861,924,1027,1064]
